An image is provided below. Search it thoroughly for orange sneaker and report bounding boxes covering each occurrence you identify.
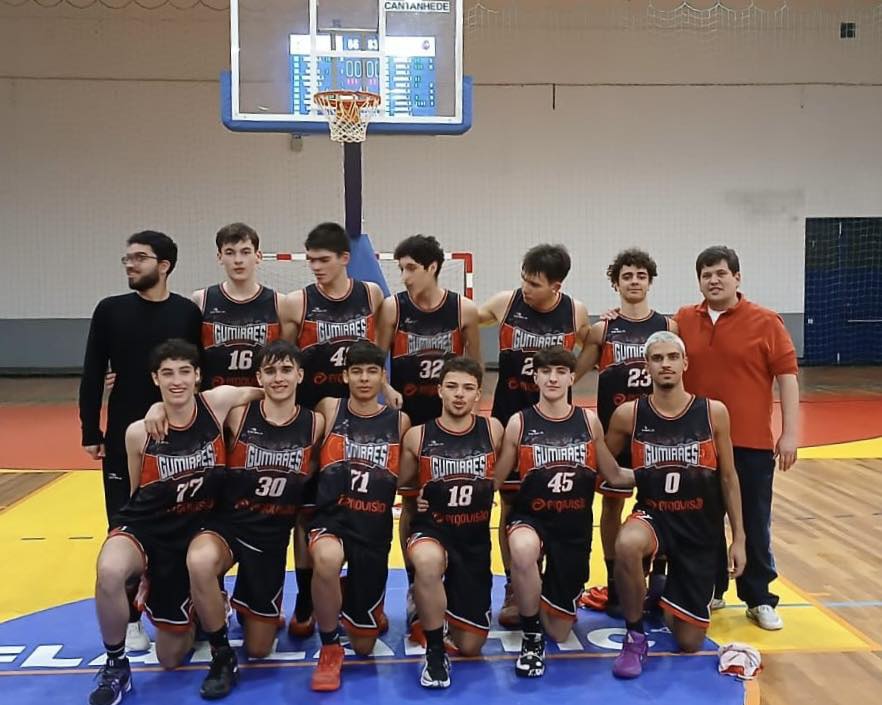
[579,586,608,611]
[288,614,316,639]
[311,643,344,692]
[498,582,520,628]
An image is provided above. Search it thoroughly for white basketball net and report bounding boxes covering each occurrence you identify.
[314,90,382,143]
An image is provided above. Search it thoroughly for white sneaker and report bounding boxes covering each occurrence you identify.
[746,604,784,630]
[125,619,151,652]
[710,598,727,611]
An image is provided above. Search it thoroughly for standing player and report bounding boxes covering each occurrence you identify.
[605,331,746,678]
[579,249,674,616]
[308,342,410,692]
[184,340,322,699]
[376,234,482,632]
[196,223,299,388]
[494,347,632,678]
[286,222,385,636]
[479,244,591,626]
[87,340,260,705]
[398,357,502,688]
[80,230,202,651]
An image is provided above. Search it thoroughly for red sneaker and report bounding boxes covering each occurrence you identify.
[579,586,608,611]
[311,643,344,692]
[288,614,316,639]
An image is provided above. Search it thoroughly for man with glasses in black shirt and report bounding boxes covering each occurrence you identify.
[79,230,202,651]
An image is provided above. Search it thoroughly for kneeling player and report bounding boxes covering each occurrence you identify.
[606,331,745,678]
[398,357,502,688]
[185,340,323,698]
[495,346,632,678]
[89,340,261,705]
[308,342,410,691]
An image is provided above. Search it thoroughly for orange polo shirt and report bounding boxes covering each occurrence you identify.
[674,294,798,451]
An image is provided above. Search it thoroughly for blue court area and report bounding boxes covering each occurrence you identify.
[0,570,744,705]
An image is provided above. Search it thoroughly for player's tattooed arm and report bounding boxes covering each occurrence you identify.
[200,385,265,430]
[315,397,341,441]
[478,290,512,327]
[460,297,483,366]
[125,421,148,496]
[277,290,304,342]
[711,400,747,577]
[589,410,634,489]
[575,320,604,383]
[398,425,422,492]
[493,413,523,490]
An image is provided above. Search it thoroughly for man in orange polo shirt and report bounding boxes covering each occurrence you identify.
[674,246,799,631]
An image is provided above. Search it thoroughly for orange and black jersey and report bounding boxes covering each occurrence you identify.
[492,290,577,425]
[596,311,670,432]
[390,291,464,425]
[631,396,723,547]
[201,284,282,388]
[415,415,496,543]
[296,281,376,409]
[116,394,225,534]
[223,401,317,541]
[512,405,598,541]
[313,402,402,547]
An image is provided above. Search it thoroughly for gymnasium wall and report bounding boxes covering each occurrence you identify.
[2,1,882,369]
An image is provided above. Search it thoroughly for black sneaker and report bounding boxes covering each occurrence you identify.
[200,646,239,700]
[515,634,546,678]
[89,660,132,705]
[420,649,451,689]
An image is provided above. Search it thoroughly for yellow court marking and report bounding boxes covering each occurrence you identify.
[799,436,882,459]
[1,468,878,657]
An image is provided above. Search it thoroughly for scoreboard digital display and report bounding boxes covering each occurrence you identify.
[290,35,437,118]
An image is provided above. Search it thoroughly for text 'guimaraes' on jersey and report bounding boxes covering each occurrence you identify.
[492,289,577,425]
[630,395,723,546]
[513,405,598,540]
[224,401,317,540]
[596,311,669,432]
[391,290,464,425]
[117,395,226,535]
[314,402,402,546]
[200,284,282,388]
[296,280,376,408]
[416,415,496,540]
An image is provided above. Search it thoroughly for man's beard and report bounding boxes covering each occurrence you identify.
[656,380,677,390]
[129,269,160,292]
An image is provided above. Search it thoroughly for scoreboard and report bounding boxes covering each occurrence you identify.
[290,35,437,118]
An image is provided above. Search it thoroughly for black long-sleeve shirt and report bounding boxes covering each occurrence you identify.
[79,292,202,452]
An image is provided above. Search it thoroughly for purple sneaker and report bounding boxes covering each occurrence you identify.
[613,630,648,679]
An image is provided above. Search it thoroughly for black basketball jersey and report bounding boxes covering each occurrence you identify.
[223,401,317,540]
[391,290,464,425]
[200,284,282,388]
[117,395,225,534]
[315,401,401,547]
[513,405,598,542]
[631,396,723,547]
[492,290,577,425]
[296,280,376,408]
[597,312,670,431]
[417,415,496,544]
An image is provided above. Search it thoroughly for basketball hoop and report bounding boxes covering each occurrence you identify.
[314,90,382,144]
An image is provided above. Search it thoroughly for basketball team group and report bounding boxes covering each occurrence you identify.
[79,222,799,703]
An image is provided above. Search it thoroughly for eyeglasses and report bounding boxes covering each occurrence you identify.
[121,253,158,265]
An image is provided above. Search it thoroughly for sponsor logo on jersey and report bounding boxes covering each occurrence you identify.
[210,322,270,346]
[407,331,454,354]
[345,438,389,466]
[429,454,488,480]
[611,341,646,364]
[644,442,701,467]
[245,444,305,473]
[316,317,368,343]
[156,444,217,480]
[533,443,587,467]
[511,328,566,351]
[644,497,705,512]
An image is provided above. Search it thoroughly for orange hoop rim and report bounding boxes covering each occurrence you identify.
[314,90,382,110]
